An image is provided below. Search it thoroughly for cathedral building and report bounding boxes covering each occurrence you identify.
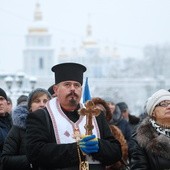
[1,2,165,115]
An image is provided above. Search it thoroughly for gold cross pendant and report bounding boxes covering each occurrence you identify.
[80,161,89,170]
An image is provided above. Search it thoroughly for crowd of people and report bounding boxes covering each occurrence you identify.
[0,62,169,170]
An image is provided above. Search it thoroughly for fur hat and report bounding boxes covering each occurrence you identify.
[51,62,86,85]
[0,88,7,100]
[146,89,170,116]
[28,88,52,110]
[92,97,112,122]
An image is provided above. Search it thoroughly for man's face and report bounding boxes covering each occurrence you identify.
[7,100,12,114]
[122,110,129,121]
[0,96,8,116]
[54,81,82,111]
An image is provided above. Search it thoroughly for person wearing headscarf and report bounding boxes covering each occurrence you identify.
[117,102,140,133]
[26,62,122,170]
[129,89,170,170]
[107,101,132,143]
[1,88,52,170]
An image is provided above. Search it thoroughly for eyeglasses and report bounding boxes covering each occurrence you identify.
[155,101,170,107]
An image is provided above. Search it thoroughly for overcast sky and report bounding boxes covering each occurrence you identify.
[0,0,170,73]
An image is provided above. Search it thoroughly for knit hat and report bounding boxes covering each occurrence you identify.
[146,89,170,116]
[51,62,86,85]
[17,95,28,106]
[0,88,7,100]
[28,88,52,110]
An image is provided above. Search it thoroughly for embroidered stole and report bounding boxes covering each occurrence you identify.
[46,97,101,164]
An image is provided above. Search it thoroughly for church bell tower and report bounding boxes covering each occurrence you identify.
[23,3,54,77]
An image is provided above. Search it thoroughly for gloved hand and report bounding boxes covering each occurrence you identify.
[79,134,99,154]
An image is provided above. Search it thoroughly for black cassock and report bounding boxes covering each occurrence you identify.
[26,107,122,170]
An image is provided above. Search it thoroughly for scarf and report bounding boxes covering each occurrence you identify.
[149,119,170,138]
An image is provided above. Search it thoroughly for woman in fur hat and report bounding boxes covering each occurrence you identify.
[92,97,129,170]
[1,88,52,170]
[129,89,170,170]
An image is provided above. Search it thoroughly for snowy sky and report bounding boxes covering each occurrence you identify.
[0,0,170,73]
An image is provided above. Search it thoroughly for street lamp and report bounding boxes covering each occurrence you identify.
[4,76,13,94]
[16,72,25,89]
[4,73,37,106]
[29,76,37,90]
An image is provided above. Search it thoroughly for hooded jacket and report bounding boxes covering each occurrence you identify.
[110,105,132,142]
[129,117,170,170]
[1,105,33,170]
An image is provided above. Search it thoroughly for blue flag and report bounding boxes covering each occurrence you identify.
[83,77,91,103]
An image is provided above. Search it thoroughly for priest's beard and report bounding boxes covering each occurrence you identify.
[69,97,78,107]
[66,91,79,107]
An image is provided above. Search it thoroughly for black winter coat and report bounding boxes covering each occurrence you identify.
[0,114,12,170]
[1,105,34,170]
[26,107,122,170]
[129,117,170,170]
[0,114,12,155]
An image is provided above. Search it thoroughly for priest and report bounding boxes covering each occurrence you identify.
[26,62,122,170]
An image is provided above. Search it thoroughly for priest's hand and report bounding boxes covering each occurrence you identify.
[79,134,99,154]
